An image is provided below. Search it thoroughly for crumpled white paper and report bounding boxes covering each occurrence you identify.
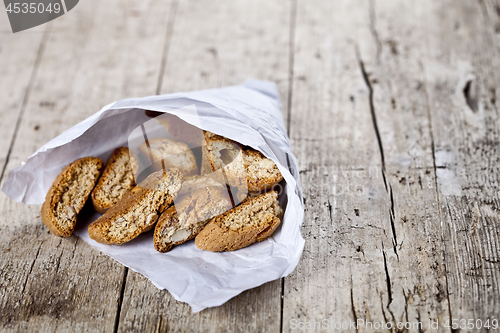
[1,79,304,312]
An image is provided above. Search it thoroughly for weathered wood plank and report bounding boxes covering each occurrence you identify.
[159,0,293,125]
[0,0,175,331]
[420,0,500,324]
[283,0,455,331]
[360,0,452,328]
[116,0,292,331]
[117,271,280,333]
[0,14,45,176]
[283,0,396,330]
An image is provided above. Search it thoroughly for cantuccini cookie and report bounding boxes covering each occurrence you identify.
[202,131,283,193]
[88,169,183,245]
[91,147,135,214]
[154,186,233,253]
[201,132,247,187]
[195,191,283,252]
[243,149,283,193]
[42,157,105,237]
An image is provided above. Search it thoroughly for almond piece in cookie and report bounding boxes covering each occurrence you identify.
[88,169,183,245]
[195,191,283,252]
[91,147,135,214]
[42,157,105,237]
[154,186,233,253]
[138,138,198,176]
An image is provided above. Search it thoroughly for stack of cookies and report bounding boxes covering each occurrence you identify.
[41,117,284,253]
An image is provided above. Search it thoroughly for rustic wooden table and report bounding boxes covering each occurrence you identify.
[1,0,499,332]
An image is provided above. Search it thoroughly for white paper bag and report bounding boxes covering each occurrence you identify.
[2,79,305,312]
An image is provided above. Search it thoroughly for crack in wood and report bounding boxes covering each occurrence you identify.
[327,199,333,222]
[113,267,128,333]
[379,292,389,324]
[156,0,179,95]
[20,240,45,294]
[381,243,393,306]
[368,0,382,63]
[389,185,399,259]
[357,57,388,192]
[350,277,359,333]
[443,262,458,333]
[52,238,65,274]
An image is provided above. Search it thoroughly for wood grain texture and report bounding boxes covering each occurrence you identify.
[159,0,293,124]
[0,13,45,177]
[360,0,451,328]
[283,0,498,332]
[283,0,401,330]
[0,0,175,331]
[116,0,292,331]
[419,0,500,324]
[0,0,498,331]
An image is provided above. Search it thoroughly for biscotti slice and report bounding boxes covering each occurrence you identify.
[201,132,246,188]
[88,169,183,245]
[91,147,135,214]
[154,186,233,252]
[202,131,283,193]
[243,149,283,193]
[42,157,105,237]
[138,138,198,176]
[195,191,283,252]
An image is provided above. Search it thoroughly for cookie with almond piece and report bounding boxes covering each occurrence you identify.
[195,191,283,252]
[88,169,183,245]
[154,186,233,253]
[202,131,283,194]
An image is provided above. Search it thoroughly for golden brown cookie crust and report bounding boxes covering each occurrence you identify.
[88,169,183,245]
[154,186,233,252]
[42,157,105,237]
[195,191,283,252]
